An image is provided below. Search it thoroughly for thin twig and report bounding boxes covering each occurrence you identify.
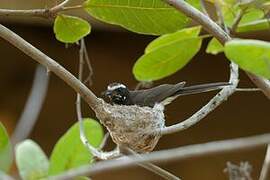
[161,63,238,135]
[81,39,94,86]
[224,162,253,180]
[236,88,261,92]
[98,132,110,150]
[76,39,92,156]
[50,0,72,13]
[0,24,101,110]
[77,39,118,160]
[246,72,270,99]
[231,9,246,33]
[61,5,84,12]
[122,147,180,180]
[200,0,210,17]
[259,144,270,180]
[51,133,270,179]
[214,0,229,33]
[11,65,49,145]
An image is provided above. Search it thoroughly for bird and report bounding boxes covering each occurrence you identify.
[102,82,231,108]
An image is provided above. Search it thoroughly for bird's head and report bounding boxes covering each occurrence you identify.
[102,83,131,105]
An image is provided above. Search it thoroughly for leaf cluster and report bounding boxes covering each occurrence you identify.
[0,119,103,179]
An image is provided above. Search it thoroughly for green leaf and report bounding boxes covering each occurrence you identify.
[237,19,270,32]
[222,0,264,27]
[0,122,12,172]
[54,15,91,43]
[206,38,224,55]
[49,118,103,176]
[239,8,264,24]
[83,0,196,35]
[133,27,202,81]
[225,39,270,79]
[15,139,49,180]
[145,26,201,53]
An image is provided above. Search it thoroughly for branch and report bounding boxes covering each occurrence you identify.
[259,145,270,180]
[98,132,110,150]
[231,9,246,33]
[199,0,209,17]
[81,39,94,86]
[161,63,238,135]
[165,0,230,43]
[0,24,101,111]
[137,162,180,180]
[246,72,270,99]
[11,65,49,144]
[214,0,229,33]
[0,9,48,18]
[51,133,270,179]
[0,0,81,18]
[236,88,261,92]
[76,39,113,159]
[122,147,180,180]
[50,0,72,13]
[164,0,270,99]
[224,162,252,180]
[76,38,95,156]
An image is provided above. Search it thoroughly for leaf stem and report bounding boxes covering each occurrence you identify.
[61,5,84,12]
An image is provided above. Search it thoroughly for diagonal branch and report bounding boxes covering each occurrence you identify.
[51,133,270,179]
[165,0,230,43]
[164,0,270,99]
[0,24,101,111]
[161,63,238,135]
[259,144,270,180]
[121,146,180,180]
[246,72,270,98]
[11,65,49,144]
[50,0,73,13]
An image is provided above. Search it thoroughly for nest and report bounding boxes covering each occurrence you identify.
[95,99,165,153]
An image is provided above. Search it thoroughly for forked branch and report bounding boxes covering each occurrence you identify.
[164,0,270,99]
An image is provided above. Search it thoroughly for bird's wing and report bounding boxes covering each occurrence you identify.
[129,82,186,107]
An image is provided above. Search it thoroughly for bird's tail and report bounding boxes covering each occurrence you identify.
[176,82,231,96]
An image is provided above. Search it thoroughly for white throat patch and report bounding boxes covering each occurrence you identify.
[107,83,127,91]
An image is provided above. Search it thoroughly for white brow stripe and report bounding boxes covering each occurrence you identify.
[107,84,126,91]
